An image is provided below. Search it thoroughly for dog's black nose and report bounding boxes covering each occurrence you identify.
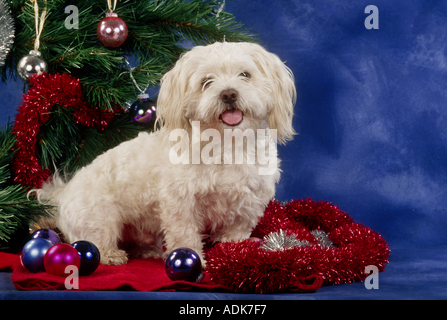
[220,89,238,104]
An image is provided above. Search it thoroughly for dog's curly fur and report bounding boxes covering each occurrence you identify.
[32,42,296,266]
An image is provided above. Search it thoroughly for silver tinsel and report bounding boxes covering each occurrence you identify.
[260,229,336,252]
[311,229,335,248]
[260,230,310,252]
[0,0,15,67]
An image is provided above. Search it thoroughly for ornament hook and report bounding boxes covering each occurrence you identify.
[129,67,151,98]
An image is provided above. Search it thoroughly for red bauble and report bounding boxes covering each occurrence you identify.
[97,13,128,47]
[44,244,81,277]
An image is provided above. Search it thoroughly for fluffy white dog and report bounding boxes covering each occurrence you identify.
[33,42,296,266]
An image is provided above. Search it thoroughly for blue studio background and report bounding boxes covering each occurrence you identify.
[1,0,447,299]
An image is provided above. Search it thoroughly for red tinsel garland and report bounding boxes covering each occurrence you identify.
[11,73,119,189]
[206,199,390,294]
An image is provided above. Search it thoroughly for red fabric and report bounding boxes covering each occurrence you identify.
[0,252,20,271]
[10,257,224,292]
[1,252,321,293]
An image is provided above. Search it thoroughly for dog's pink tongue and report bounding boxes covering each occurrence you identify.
[221,108,243,126]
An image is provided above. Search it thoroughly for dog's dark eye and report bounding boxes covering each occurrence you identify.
[239,72,250,79]
[202,78,213,89]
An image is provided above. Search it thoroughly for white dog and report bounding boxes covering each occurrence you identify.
[33,42,296,266]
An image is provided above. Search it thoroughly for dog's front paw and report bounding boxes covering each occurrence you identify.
[133,246,164,259]
[100,248,128,265]
[215,231,252,244]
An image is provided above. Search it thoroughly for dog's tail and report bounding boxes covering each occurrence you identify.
[28,170,67,231]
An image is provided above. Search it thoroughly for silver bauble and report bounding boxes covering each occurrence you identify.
[17,50,47,81]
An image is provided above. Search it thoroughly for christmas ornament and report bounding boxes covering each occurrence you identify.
[17,0,48,81]
[12,73,119,189]
[30,228,61,246]
[97,12,128,47]
[206,199,390,294]
[17,50,47,81]
[127,66,157,126]
[0,0,15,67]
[165,248,204,283]
[44,243,81,277]
[71,240,101,276]
[20,238,53,273]
[128,93,157,125]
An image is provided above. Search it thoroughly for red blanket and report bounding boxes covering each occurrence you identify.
[0,252,321,292]
[0,252,20,272]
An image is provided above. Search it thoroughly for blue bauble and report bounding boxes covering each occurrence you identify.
[165,248,204,283]
[31,228,61,246]
[71,240,101,276]
[21,238,53,273]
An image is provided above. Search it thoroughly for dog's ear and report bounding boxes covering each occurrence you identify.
[155,53,191,131]
[249,44,297,144]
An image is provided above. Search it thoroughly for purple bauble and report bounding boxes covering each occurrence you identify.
[44,243,81,277]
[31,228,61,246]
[165,248,204,283]
[129,95,157,126]
[71,240,101,276]
[21,238,53,273]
